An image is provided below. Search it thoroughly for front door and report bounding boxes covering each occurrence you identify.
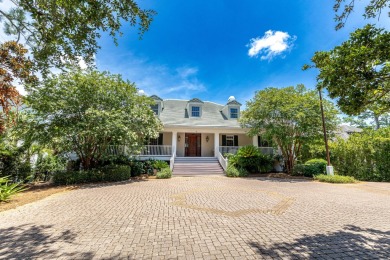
[185,133,201,157]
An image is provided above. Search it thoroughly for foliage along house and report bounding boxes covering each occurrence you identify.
[139,95,273,173]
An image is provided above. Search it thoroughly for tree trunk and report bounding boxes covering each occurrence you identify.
[81,157,92,170]
[374,114,380,130]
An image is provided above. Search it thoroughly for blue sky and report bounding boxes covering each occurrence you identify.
[96,0,389,106]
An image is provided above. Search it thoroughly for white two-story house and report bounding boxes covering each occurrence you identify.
[140,95,273,172]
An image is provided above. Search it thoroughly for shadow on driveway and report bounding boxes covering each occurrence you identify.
[249,225,390,258]
[0,224,94,259]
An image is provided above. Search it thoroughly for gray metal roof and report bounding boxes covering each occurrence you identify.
[336,124,363,139]
[159,99,241,128]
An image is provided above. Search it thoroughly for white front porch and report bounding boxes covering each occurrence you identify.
[142,130,273,158]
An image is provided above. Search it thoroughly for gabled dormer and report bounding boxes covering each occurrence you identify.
[187,98,204,118]
[222,96,241,119]
[150,95,163,116]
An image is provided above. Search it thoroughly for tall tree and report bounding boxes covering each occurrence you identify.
[25,68,162,169]
[304,24,390,115]
[240,85,339,174]
[344,110,390,129]
[334,0,390,29]
[0,41,37,133]
[0,0,156,74]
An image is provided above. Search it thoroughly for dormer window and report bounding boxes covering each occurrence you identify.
[187,98,204,118]
[151,104,159,115]
[191,106,200,117]
[222,96,242,119]
[230,108,238,119]
[149,95,163,116]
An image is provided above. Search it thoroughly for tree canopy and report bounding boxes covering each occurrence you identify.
[304,24,390,115]
[24,68,162,169]
[334,0,390,29]
[240,85,339,174]
[0,41,37,133]
[0,0,156,73]
[344,110,390,129]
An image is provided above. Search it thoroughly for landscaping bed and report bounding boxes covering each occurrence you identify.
[0,183,77,212]
[247,172,312,180]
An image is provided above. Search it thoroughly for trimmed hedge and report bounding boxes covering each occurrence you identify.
[53,165,131,185]
[293,158,327,177]
[314,174,356,184]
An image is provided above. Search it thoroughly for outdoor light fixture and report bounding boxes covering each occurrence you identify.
[178,135,181,142]
[206,136,209,142]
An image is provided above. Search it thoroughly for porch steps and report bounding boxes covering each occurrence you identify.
[173,157,225,176]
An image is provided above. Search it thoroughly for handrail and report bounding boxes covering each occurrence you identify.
[217,151,228,171]
[169,144,176,171]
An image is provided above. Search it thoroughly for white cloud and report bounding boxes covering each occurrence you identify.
[97,53,206,99]
[247,30,296,60]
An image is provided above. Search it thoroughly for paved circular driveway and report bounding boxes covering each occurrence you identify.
[0,176,389,259]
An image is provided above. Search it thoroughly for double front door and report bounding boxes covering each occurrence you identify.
[185,133,201,157]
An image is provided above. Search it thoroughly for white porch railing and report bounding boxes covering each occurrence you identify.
[106,145,172,156]
[140,145,172,156]
[258,147,274,155]
[106,145,131,156]
[219,146,274,156]
[217,151,228,171]
[219,146,240,155]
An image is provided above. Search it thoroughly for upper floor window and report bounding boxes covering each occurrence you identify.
[191,106,200,117]
[151,104,159,115]
[230,108,238,119]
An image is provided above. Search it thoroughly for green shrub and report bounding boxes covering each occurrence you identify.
[226,165,248,177]
[304,159,327,176]
[331,127,390,181]
[0,144,31,181]
[101,165,131,182]
[153,160,169,171]
[237,145,261,157]
[236,153,274,173]
[33,153,66,182]
[130,161,145,176]
[292,164,306,176]
[52,165,131,185]
[293,159,327,177]
[0,176,26,202]
[225,153,239,167]
[142,160,155,175]
[156,168,172,179]
[314,174,356,183]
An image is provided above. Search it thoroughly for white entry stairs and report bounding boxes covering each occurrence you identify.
[173,157,225,176]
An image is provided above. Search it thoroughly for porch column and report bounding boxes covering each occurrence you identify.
[252,135,258,147]
[172,131,177,157]
[214,132,219,157]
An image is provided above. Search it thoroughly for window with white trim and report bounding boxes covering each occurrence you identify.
[191,106,200,117]
[230,108,238,118]
[226,135,234,146]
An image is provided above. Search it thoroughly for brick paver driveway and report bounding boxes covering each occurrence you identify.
[1,176,389,259]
